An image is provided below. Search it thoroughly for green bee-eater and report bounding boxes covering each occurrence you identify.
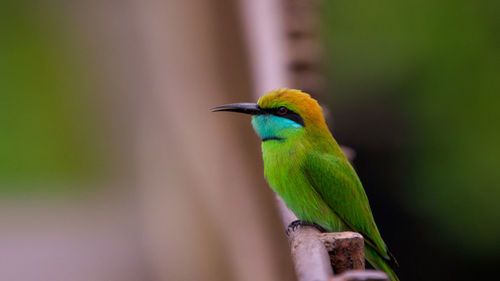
[212,89,398,281]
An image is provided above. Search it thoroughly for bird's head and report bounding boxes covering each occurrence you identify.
[212,89,328,142]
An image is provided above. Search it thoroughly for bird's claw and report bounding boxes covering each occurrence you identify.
[286,220,326,236]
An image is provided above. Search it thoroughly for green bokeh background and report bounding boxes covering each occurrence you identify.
[0,2,105,195]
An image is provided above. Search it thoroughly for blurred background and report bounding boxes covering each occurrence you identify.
[1,0,499,281]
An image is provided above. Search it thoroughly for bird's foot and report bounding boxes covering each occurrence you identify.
[286,220,326,236]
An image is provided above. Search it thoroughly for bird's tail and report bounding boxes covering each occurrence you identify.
[365,245,400,281]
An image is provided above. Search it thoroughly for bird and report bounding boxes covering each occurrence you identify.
[212,88,399,281]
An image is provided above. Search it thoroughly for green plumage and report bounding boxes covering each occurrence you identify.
[213,89,399,281]
[262,130,398,281]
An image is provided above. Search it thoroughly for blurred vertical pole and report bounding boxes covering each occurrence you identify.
[238,0,289,97]
[132,1,296,281]
[239,0,326,102]
[282,0,326,99]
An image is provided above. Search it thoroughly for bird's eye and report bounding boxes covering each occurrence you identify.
[277,106,288,115]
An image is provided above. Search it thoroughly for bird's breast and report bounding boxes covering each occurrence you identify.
[260,140,343,230]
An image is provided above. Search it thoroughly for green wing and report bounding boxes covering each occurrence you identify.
[303,151,389,258]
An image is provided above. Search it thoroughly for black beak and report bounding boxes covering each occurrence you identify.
[211,103,264,115]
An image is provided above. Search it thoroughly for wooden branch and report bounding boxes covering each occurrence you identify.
[318,232,365,274]
[277,196,389,281]
[287,225,334,281]
[276,195,331,281]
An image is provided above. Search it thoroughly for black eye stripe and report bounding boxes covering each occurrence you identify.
[262,107,305,127]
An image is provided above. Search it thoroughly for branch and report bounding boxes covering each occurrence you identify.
[276,196,389,281]
[318,232,365,274]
